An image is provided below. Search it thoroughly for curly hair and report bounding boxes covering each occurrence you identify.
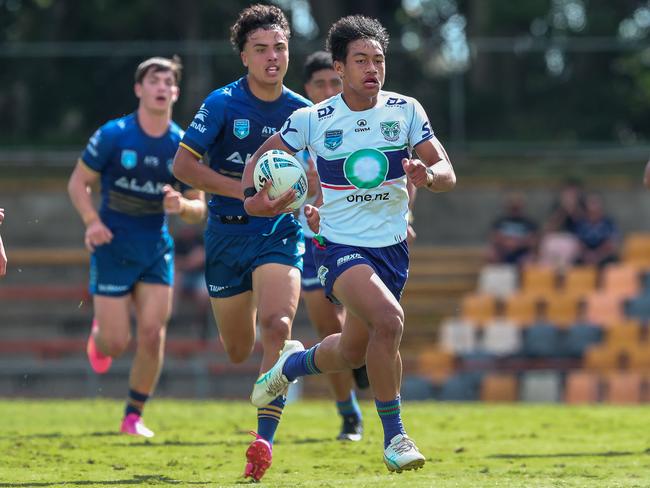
[326,15,389,63]
[230,4,291,53]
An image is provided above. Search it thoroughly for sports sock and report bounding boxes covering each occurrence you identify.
[375,396,406,448]
[282,344,321,381]
[125,389,149,417]
[257,395,286,445]
[337,391,362,425]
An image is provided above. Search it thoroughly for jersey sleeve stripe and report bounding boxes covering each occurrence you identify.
[279,134,300,153]
[79,158,100,174]
[179,142,203,159]
[412,134,434,148]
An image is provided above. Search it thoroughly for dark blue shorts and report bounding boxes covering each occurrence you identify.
[204,218,304,298]
[311,237,409,304]
[301,238,322,291]
[90,231,174,297]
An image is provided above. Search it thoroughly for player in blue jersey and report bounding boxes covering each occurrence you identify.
[299,51,365,441]
[243,16,456,473]
[171,5,310,482]
[68,56,206,438]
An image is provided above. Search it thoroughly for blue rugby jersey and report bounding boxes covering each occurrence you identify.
[180,76,311,235]
[81,112,188,234]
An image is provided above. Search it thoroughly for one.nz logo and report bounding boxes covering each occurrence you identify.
[233,119,250,139]
[120,149,138,170]
[380,121,400,142]
[324,129,343,150]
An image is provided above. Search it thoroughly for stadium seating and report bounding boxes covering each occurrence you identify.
[601,264,641,299]
[603,372,643,404]
[519,370,562,403]
[440,372,482,401]
[477,264,518,298]
[416,347,455,383]
[561,266,598,297]
[564,371,600,404]
[584,292,626,327]
[480,373,518,402]
[563,322,603,358]
[479,318,522,356]
[521,264,557,297]
[622,233,650,267]
[461,293,497,326]
[544,293,580,328]
[439,318,477,355]
[504,293,539,326]
[522,322,562,358]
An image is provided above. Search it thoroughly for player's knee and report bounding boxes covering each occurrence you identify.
[223,343,253,364]
[341,345,366,369]
[258,312,291,342]
[371,312,404,345]
[138,324,166,356]
[102,335,131,357]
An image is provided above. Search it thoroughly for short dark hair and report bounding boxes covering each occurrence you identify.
[326,15,389,63]
[135,56,182,85]
[303,51,334,83]
[230,4,291,53]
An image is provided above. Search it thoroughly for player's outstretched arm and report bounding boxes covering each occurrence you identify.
[242,133,297,217]
[162,186,207,224]
[403,136,456,192]
[172,146,243,200]
[67,159,113,252]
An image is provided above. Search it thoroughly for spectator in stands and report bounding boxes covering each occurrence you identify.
[544,178,586,234]
[538,179,585,267]
[644,159,650,189]
[487,192,539,265]
[173,225,209,338]
[574,193,619,267]
[0,207,6,276]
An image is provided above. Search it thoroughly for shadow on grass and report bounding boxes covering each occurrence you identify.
[0,474,209,486]
[487,450,642,459]
[0,431,121,440]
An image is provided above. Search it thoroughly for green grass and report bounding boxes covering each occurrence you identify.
[1,400,650,487]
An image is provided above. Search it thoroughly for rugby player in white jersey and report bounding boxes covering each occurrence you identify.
[242,15,456,472]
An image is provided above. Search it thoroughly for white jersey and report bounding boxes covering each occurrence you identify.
[279,91,434,247]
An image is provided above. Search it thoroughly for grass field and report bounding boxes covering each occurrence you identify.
[1,400,649,487]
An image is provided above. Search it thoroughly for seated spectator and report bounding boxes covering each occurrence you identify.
[574,194,619,267]
[487,192,539,265]
[544,178,586,234]
[173,226,209,337]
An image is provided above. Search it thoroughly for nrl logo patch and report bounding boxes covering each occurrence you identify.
[324,129,343,150]
[120,149,138,170]
[233,119,250,139]
[380,121,400,142]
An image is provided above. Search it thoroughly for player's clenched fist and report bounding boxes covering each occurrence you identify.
[304,204,320,234]
[401,158,429,188]
[84,219,113,252]
[162,185,184,215]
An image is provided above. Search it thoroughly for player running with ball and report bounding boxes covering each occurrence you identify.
[242,15,456,473]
